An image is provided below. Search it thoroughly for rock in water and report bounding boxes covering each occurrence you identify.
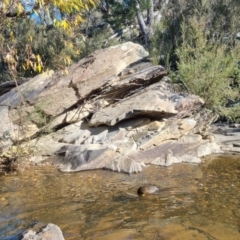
[137,185,159,195]
[22,223,65,240]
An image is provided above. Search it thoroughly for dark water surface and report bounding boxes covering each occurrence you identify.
[1,154,240,239]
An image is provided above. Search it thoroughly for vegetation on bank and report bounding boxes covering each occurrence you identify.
[0,0,240,122]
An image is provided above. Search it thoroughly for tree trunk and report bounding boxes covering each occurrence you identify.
[135,0,149,44]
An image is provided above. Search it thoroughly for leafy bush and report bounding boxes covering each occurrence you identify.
[176,16,240,108]
[149,0,240,121]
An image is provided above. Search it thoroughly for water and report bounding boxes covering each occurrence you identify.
[0,154,240,239]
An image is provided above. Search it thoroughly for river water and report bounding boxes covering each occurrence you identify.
[1,154,240,239]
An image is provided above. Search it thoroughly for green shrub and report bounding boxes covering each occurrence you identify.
[176,16,240,111]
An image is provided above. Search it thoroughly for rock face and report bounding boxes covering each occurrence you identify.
[0,42,221,173]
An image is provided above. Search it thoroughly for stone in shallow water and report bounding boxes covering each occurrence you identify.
[22,223,65,240]
[137,185,159,195]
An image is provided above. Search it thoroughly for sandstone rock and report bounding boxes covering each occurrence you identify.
[139,119,197,150]
[70,42,149,99]
[0,42,221,173]
[147,121,165,131]
[178,134,202,144]
[89,81,204,127]
[31,113,221,172]
[0,42,148,120]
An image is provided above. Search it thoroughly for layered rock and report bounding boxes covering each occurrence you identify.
[0,42,149,149]
[0,42,221,173]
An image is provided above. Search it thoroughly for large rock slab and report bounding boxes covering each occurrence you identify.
[124,139,221,167]
[27,118,145,160]
[32,41,149,115]
[69,42,149,99]
[89,81,204,127]
[49,115,221,173]
[0,42,148,118]
[55,136,221,173]
[57,144,118,172]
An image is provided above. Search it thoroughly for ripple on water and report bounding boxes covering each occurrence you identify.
[0,154,240,239]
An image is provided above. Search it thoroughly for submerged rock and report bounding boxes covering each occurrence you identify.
[137,186,159,195]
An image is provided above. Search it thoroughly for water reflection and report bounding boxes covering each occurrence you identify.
[0,154,240,239]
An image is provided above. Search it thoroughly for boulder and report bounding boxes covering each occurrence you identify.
[0,42,222,173]
[57,144,118,172]
[31,41,149,117]
[22,223,65,240]
[0,42,149,146]
[69,42,149,99]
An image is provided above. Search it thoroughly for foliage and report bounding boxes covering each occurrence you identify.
[101,0,150,28]
[0,145,33,173]
[219,105,240,123]
[102,0,137,29]
[148,22,176,69]
[148,0,240,121]
[77,26,119,58]
[149,0,240,67]
[0,0,98,82]
[176,16,240,109]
